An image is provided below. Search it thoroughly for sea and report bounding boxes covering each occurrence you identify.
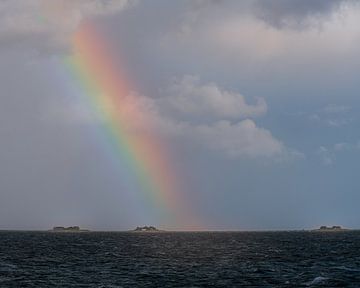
[0,231,360,287]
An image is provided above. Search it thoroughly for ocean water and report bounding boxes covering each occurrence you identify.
[0,231,360,287]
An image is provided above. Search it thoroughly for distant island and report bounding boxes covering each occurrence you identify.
[50,226,90,232]
[312,225,349,232]
[132,226,162,232]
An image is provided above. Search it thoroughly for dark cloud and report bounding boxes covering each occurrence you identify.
[179,0,350,30]
[253,0,348,29]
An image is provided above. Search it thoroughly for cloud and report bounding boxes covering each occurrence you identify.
[307,104,352,127]
[252,0,347,29]
[155,118,287,159]
[53,73,287,159]
[158,0,360,68]
[181,0,348,30]
[322,104,350,114]
[317,141,359,165]
[153,76,285,158]
[326,118,351,127]
[191,119,284,158]
[140,76,286,159]
[161,75,267,120]
[0,0,134,52]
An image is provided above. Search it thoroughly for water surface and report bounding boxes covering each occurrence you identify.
[0,231,360,287]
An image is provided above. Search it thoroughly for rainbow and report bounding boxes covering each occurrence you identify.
[63,23,196,229]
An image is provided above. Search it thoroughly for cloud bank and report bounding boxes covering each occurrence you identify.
[0,0,134,52]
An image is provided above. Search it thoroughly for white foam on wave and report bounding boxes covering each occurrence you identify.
[306,276,327,286]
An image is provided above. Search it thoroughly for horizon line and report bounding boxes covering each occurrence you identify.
[0,227,357,233]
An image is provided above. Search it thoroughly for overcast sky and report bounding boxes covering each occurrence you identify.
[1,0,360,230]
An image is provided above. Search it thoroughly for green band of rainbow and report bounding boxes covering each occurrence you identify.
[64,23,197,229]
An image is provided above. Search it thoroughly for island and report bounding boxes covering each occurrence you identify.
[50,226,90,232]
[132,226,162,232]
[312,225,349,232]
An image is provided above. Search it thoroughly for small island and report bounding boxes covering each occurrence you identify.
[312,225,349,232]
[132,226,162,232]
[50,226,90,233]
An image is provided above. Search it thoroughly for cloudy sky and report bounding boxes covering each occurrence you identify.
[1,0,360,230]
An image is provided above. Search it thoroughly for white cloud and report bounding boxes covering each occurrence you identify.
[307,104,352,128]
[322,104,350,114]
[161,75,266,119]
[326,118,351,127]
[191,119,284,158]
[318,141,359,165]
[0,0,134,51]
[142,84,289,158]
[148,75,288,158]
[151,117,287,159]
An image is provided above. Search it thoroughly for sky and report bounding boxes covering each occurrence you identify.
[1,0,360,231]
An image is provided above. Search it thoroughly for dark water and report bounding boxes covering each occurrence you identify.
[1,231,360,287]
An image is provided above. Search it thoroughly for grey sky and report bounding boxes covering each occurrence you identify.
[1,0,360,230]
